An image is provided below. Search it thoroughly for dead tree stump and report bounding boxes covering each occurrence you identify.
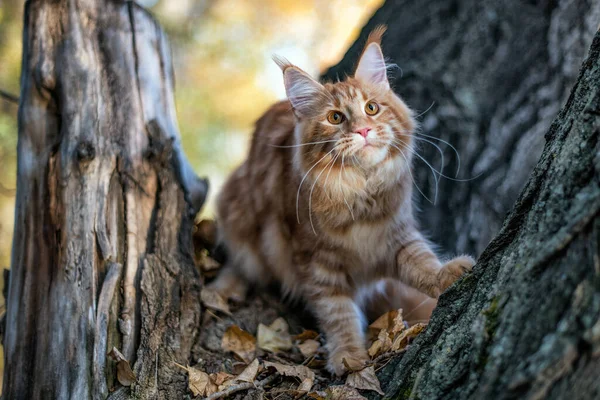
[3,1,207,398]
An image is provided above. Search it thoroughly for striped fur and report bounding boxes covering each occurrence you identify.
[211,27,474,375]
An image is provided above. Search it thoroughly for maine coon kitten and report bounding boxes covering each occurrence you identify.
[211,26,475,375]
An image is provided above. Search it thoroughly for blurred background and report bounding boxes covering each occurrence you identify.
[0,0,382,384]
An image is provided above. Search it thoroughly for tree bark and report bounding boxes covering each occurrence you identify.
[324,2,600,398]
[324,0,600,256]
[3,1,207,399]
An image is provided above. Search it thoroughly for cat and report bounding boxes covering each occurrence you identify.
[210,26,475,376]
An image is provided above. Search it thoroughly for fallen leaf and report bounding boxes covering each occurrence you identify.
[391,322,426,351]
[222,325,256,363]
[326,385,368,400]
[235,358,260,383]
[346,366,384,395]
[197,251,221,272]
[210,371,234,386]
[390,309,405,336]
[257,317,293,353]
[201,288,232,316]
[264,361,315,392]
[370,309,404,334]
[298,339,320,358]
[188,368,218,397]
[107,347,136,386]
[294,329,319,341]
[307,391,327,400]
[368,328,393,358]
[174,363,218,397]
[298,377,314,392]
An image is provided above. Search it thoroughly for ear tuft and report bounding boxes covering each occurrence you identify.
[278,63,326,118]
[355,25,390,89]
[272,55,294,72]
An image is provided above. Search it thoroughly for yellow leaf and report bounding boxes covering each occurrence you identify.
[298,339,320,358]
[222,325,256,363]
[201,287,232,315]
[346,366,384,395]
[368,328,392,358]
[391,322,426,351]
[257,317,293,353]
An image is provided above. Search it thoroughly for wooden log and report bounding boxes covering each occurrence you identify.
[3,1,207,398]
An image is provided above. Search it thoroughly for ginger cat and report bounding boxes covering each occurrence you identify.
[211,26,474,375]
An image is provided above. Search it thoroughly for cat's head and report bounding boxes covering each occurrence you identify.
[275,26,415,186]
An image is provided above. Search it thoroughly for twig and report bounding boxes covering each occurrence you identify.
[0,89,19,105]
[204,373,279,400]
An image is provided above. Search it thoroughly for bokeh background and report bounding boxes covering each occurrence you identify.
[0,0,382,385]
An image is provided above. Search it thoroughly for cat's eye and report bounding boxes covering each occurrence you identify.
[327,111,345,125]
[365,101,380,115]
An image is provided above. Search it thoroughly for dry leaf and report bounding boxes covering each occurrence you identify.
[391,322,426,351]
[294,329,319,341]
[235,358,260,383]
[222,325,256,363]
[174,363,218,397]
[188,367,218,397]
[326,385,368,400]
[198,251,221,272]
[298,377,314,392]
[257,317,293,353]
[346,366,384,395]
[307,391,327,400]
[368,328,393,358]
[298,339,320,358]
[264,361,315,391]
[211,371,234,386]
[107,347,136,386]
[201,288,232,316]
[370,309,405,334]
[390,309,405,336]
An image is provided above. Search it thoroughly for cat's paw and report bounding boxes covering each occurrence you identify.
[327,347,369,376]
[437,255,475,294]
[207,268,248,303]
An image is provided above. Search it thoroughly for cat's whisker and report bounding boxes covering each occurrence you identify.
[392,139,439,204]
[412,137,445,178]
[309,148,341,235]
[403,297,435,319]
[389,143,434,204]
[270,139,338,149]
[340,153,355,221]
[415,132,461,177]
[296,146,338,224]
[414,101,435,119]
[399,142,481,182]
[323,151,342,201]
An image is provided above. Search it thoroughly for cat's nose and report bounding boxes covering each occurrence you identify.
[355,127,371,138]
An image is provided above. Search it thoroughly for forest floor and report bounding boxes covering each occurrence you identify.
[186,220,425,400]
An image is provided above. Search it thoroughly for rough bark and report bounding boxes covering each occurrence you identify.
[324,0,600,256]
[375,31,600,399]
[3,1,207,399]
[324,2,600,398]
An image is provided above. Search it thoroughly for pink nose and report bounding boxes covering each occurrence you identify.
[355,127,371,138]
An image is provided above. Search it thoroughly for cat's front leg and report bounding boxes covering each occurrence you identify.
[393,235,475,298]
[302,263,369,376]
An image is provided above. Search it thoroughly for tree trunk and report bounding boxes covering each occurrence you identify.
[324,0,600,257]
[3,1,207,399]
[324,2,600,398]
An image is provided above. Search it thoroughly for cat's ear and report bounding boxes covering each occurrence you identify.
[274,56,326,118]
[355,25,389,89]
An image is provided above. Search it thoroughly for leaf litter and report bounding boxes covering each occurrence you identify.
[184,219,428,399]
